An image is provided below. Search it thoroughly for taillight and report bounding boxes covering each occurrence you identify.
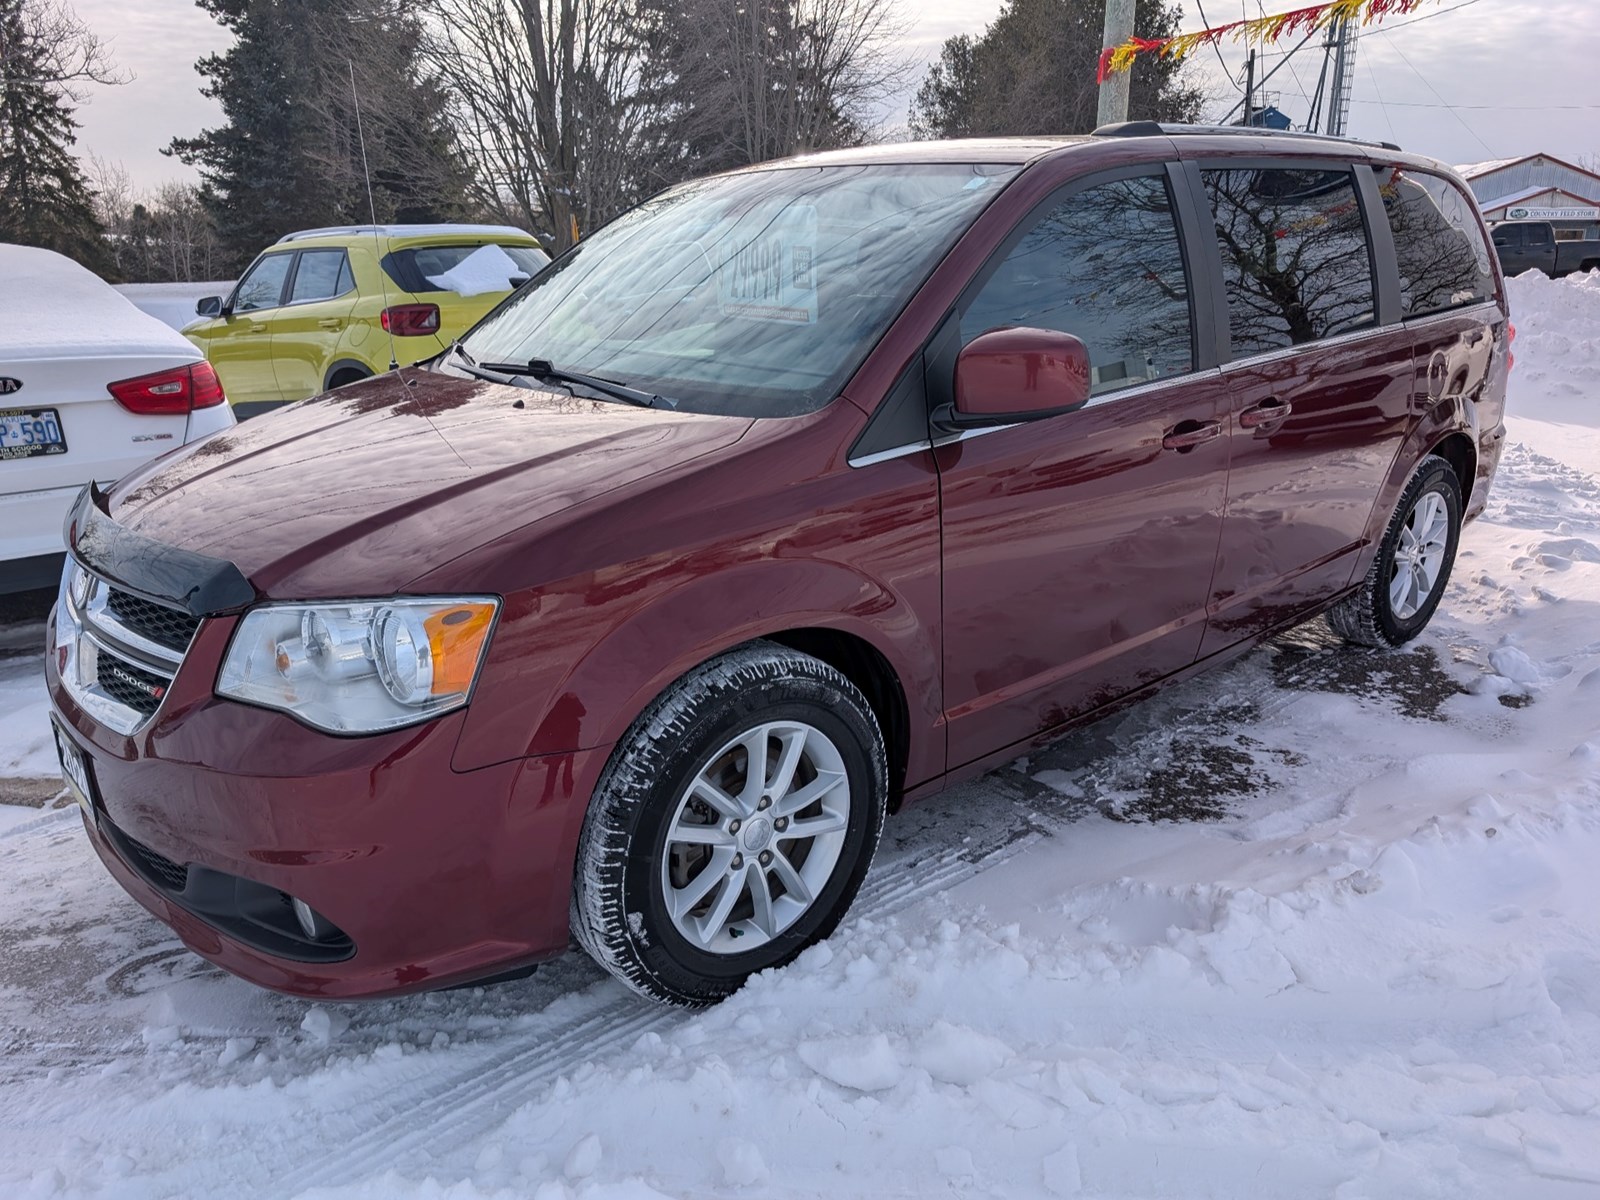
[381,304,441,337]
[1507,321,1516,372]
[106,361,228,415]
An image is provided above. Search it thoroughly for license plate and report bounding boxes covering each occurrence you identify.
[0,406,67,460]
[53,723,94,816]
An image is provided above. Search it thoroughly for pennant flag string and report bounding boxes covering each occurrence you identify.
[1097,0,1433,84]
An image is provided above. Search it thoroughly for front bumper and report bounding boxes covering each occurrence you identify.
[47,602,611,1000]
[48,569,611,998]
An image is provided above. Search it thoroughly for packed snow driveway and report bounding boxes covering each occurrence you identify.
[3,272,1600,1198]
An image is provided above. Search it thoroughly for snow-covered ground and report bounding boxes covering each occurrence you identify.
[114,282,232,332]
[2,272,1598,1199]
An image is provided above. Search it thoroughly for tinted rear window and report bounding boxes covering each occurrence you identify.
[1202,166,1376,354]
[384,243,549,293]
[1376,168,1496,316]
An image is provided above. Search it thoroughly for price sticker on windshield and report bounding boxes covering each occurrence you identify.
[719,205,819,325]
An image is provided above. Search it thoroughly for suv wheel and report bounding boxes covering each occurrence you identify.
[1328,453,1462,648]
[572,641,887,1006]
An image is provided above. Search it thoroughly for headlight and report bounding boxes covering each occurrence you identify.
[217,597,498,734]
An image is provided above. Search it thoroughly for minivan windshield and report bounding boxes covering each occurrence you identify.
[458,163,1020,416]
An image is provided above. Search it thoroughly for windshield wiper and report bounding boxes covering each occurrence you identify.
[440,342,533,388]
[476,358,678,410]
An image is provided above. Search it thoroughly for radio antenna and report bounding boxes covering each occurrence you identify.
[349,58,399,373]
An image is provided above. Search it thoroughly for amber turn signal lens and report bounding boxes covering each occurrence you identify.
[424,603,497,696]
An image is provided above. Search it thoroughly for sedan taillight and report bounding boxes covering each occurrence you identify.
[107,362,227,415]
[381,304,441,337]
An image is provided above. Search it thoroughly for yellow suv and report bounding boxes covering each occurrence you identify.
[184,225,549,417]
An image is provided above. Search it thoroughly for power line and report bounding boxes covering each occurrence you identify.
[1362,54,1397,143]
[1377,0,1486,34]
[1195,0,1245,93]
[1350,100,1600,111]
[1377,29,1496,156]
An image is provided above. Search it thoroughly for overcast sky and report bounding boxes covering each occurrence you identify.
[71,0,1598,193]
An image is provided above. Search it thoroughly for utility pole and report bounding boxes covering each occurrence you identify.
[1096,0,1136,127]
[1244,50,1256,126]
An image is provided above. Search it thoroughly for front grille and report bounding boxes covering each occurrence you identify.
[121,831,190,893]
[104,589,201,654]
[95,655,170,717]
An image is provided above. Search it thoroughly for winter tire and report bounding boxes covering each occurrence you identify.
[571,640,888,1006]
[1328,453,1463,648]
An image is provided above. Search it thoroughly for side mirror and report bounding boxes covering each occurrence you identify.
[196,296,224,318]
[940,326,1092,430]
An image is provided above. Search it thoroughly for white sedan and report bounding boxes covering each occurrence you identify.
[1,245,236,594]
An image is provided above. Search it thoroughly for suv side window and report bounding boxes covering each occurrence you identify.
[1201,166,1375,354]
[289,250,355,304]
[960,174,1194,396]
[1374,168,1495,317]
[232,253,293,313]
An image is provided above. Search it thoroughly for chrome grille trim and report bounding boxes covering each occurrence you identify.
[59,571,188,736]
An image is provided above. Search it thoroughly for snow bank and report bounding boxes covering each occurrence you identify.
[1505,268,1600,475]
[426,244,526,297]
[0,245,198,359]
[116,281,234,331]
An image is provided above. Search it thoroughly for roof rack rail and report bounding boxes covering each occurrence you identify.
[274,223,533,244]
[1090,121,1401,153]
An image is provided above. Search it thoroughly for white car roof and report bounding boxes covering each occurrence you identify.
[0,244,199,362]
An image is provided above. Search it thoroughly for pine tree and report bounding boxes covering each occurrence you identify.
[910,0,1204,140]
[0,0,116,273]
[168,0,470,271]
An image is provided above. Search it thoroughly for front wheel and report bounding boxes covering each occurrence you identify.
[572,642,887,1006]
[1328,453,1462,647]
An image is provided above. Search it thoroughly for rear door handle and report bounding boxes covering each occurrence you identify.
[1162,419,1222,451]
[318,318,342,330]
[248,322,268,334]
[1238,399,1293,429]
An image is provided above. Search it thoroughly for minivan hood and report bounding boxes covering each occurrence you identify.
[107,370,753,598]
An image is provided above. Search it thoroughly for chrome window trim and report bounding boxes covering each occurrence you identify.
[1400,300,1503,330]
[847,368,1223,468]
[1218,324,1385,373]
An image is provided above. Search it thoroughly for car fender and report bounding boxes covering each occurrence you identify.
[450,554,943,789]
[1345,394,1475,586]
[323,357,376,391]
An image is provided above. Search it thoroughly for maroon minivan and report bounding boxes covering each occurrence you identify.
[47,125,1508,1006]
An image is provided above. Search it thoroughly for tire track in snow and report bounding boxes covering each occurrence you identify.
[268,648,1358,1195]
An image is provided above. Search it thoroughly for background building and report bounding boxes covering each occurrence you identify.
[1457,154,1600,238]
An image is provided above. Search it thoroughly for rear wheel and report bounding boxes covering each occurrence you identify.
[572,642,887,1007]
[326,366,371,390]
[1328,453,1462,647]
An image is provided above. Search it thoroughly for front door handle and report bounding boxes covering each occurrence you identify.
[1238,398,1293,429]
[1162,419,1222,451]
[248,322,267,334]
[318,318,342,330]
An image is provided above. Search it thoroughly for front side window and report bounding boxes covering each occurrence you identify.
[1491,224,1522,248]
[1376,168,1495,316]
[1203,167,1375,354]
[960,174,1194,396]
[232,254,293,313]
[462,163,1020,417]
[289,250,353,304]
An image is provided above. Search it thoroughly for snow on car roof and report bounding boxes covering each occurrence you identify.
[0,244,199,361]
[275,224,537,244]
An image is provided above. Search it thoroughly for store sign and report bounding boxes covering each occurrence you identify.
[1506,206,1600,221]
